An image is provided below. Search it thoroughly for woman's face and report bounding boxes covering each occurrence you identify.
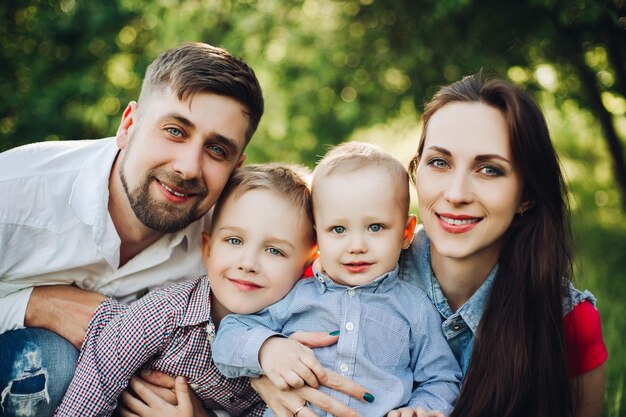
[415,101,526,267]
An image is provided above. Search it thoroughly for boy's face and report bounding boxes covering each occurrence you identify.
[314,167,416,287]
[204,189,316,319]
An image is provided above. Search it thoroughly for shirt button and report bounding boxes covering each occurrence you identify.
[451,323,462,331]
[347,289,356,297]
[318,276,324,283]
[339,363,349,373]
[82,278,95,290]
[345,322,354,331]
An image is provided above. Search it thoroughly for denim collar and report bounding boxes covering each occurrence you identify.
[311,261,400,295]
[400,225,496,335]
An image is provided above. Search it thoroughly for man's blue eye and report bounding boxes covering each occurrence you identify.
[166,127,183,137]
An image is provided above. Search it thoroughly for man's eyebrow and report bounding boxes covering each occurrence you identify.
[163,113,195,129]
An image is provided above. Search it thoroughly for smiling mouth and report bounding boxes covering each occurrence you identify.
[159,181,191,198]
[438,215,482,226]
[342,262,372,273]
[228,278,263,291]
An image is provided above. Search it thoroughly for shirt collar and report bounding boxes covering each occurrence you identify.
[401,225,496,335]
[68,137,196,266]
[311,261,400,294]
[179,276,213,327]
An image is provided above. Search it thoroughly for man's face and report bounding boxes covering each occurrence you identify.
[117,89,249,233]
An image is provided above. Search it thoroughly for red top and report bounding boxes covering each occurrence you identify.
[563,300,608,377]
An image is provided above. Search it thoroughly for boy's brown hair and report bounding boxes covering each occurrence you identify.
[211,164,315,244]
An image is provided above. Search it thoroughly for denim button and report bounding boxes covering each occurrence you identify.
[451,323,462,331]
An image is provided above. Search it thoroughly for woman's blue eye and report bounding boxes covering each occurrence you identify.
[331,226,346,234]
[226,237,242,245]
[368,224,382,232]
[431,159,447,168]
[480,165,504,177]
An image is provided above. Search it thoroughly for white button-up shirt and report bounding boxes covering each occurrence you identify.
[0,138,208,333]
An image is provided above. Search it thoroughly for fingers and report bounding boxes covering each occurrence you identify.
[174,376,193,413]
[317,370,373,404]
[117,390,147,416]
[138,369,177,389]
[289,331,340,348]
[299,385,361,417]
[127,376,175,406]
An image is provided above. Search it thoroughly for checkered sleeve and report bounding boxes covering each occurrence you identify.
[55,294,176,416]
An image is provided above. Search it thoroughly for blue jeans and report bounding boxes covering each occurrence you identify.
[0,328,78,417]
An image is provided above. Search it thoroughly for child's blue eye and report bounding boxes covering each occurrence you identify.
[330,226,346,234]
[226,237,242,245]
[266,247,284,257]
[368,224,383,232]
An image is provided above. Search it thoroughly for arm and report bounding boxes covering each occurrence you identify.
[117,375,202,417]
[214,312,327,389]
[55,295,174,417]
[25,285,107,348]
[573,364,605,417]
[406,292,461,415]
[251,332,373,417]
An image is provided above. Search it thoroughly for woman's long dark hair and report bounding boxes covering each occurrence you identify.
[409,75,575,417]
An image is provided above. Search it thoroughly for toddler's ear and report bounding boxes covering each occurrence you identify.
[402,215,417,249]
[201,231,211,259]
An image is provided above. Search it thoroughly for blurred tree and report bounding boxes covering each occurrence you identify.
[2,0,625,209]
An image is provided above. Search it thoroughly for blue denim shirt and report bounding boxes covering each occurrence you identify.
[398,225,597,376]
[213,264,462,416]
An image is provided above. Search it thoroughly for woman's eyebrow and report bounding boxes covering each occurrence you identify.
[474,154,512,164]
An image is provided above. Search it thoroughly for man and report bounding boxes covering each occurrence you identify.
[0,42,263,417]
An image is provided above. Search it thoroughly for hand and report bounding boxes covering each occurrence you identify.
[117,370,209,417]
[251,370,370,417]
[24,285,107,348]
[387,407,445,417]
[259,337,327,390]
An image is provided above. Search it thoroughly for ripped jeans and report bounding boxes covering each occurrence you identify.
[0,328,78,417]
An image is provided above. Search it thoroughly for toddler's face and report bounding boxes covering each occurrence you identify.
[204,189,316,317]
[314,167,415,287]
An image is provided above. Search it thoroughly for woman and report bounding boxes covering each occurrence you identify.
[118,75,607,417]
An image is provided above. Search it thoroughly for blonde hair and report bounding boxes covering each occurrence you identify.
[211,164,315,243]
[312,141,410,214]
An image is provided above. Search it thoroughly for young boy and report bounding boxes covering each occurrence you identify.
[54,164,318,417]
[213,142,462,417]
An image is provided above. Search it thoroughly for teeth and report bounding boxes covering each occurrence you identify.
[161,182,188,197]
[440,216,480,226]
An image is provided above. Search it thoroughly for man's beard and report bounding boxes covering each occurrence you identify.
[120,166,208,233]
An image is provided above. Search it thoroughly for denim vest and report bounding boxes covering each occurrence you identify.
[399,226,596,376]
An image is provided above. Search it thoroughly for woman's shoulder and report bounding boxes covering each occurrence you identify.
[563,299,608,377]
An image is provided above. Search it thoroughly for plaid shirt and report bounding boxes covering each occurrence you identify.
[55,276,265,417]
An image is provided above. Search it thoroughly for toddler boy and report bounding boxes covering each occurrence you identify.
[55,164,318,417]
[213,143,461,417]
